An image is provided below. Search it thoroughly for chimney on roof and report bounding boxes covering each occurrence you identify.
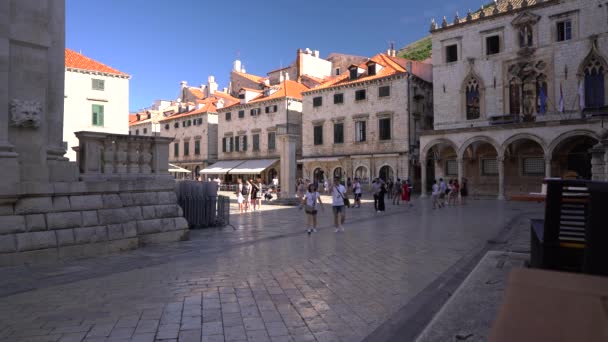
[387,42,397,57]
[233,59,241,72]
[264,79,270,86]
[223,87,228,93]
[279,71,285,83]
[313,50,319,57]
[296,49,304,82]
[241,64,246,73]
[180,81,187,88]
[285,73,290,81]
[305,48,312,54]
[206,75,218,97]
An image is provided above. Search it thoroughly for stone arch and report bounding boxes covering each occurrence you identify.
[377,163,395,182]
[331,165,345,180]
[461,69,485,120]
[421,138,459,160]
[548,130,600,157]
[501,133,548,156]
[458,135,501,160]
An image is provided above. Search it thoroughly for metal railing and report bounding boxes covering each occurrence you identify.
[175,181,229,228]
[276,123,301,136]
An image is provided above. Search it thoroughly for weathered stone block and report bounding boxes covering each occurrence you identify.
[16,231,57,251]
[25,214,46,232]
[107,224,124,240]
[157,191,177,204]
[119,193,134,206]
[74,226,108,244]
[175,217,189,231]
[102,194,123,209]
[125,206,143,221]
[122,222,137,238]
[69,195,103,211]
[141,205,156,219]
[155,205,180,218]
[139,230,189,245]
[131,192,159,206]
[56,229,75,246]
[52,196,71,212]
[160,218,176,232]
[46,212,82,230]
[97,208,130,225]
[0,215,26,234]
[15,197,53,215]
[136,219,162,235]
[82,210,99,226]
[0,235,16,253]
[0,205,13,216]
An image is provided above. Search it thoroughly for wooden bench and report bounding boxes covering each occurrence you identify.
[530,179,589,272]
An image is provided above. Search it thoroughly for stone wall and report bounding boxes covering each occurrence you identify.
[0,179,189,266]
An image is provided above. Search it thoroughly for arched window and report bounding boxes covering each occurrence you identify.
[535,74,548,114]
[465,78,481,120]
[509,78,521,115]
[584,56,605,109]
[355,166,369,184]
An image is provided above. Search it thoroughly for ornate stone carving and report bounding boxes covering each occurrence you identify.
[441,16,448,28]
[10,99,43,128]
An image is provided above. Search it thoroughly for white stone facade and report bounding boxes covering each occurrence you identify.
[64,56,130,161]
[422,0,608,198]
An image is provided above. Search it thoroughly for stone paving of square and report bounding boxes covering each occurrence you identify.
[0,196,543,342]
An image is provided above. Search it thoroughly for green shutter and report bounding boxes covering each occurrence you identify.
[99,105,104,126]
[243,136,247,151]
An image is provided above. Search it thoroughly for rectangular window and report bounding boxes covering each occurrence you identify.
[225,112,231,121]
[557,20,572,42]
[349,68,358,80]
[250,108,260,116]
[523,157,544,175]
[174,122,179,128]
[379,118,391,140]
[379,86,390,97]
[92,79,105,91]
[486,35,500,55]
[222,137,227,153]
[313,97,323,107]
[368,64,376,76]
[333,123,344,144]
[482,159,498,175]
[174,143,179,157]
[334,93,344,104]
[235,136,240,152]
[242,135,248,151]
[184,141,189,156]
[238,110,245,118]
[446,160,458,176]
[253,134,260,151]
[143,128,147,134]
[355,89,366,101]
[229,137,234,152]
[335,67,341,75]
[267,132,276,151]
[355,121,366,142]
[238,94,245,99]
[264,105,278,113]
[92,104,104,126]
[194,140,200,155]
[445,44,458,63]
[314,125,323,145]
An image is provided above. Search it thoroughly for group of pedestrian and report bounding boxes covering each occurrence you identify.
[236,177,264,213]
[431,177,468,209]
[300,176,347,234]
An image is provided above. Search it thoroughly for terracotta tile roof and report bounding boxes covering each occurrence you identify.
[434,0,550,31]
[158,101,217,122]
[128,114,139,124]
[232,71,267,84]
[222,80,309,110]
[306,53,407,92]
[301,74,326,84]
[65,48,129,77]
[240,87,263,93]
[211,91,240,103]
[187,87,205,99]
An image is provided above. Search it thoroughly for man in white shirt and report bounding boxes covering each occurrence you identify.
[331,176,347,232]
[432,179,442,209]
[353,178,362,208]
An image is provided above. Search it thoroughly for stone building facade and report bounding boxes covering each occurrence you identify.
[209,80,309,185]
[64,49,130,161]
[301,52,433,189]
[421,0,608,198]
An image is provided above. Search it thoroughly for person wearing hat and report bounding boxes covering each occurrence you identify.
[331,176,347,232]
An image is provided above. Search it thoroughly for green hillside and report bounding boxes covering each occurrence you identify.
[398,36,432,61]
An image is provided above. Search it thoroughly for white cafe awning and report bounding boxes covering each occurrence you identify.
[200,160,246,174]
[228,159,278,174]
[169,163,191,173]
[297,157,341,163]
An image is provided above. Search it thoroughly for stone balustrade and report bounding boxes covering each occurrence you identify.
[75,131,173,181]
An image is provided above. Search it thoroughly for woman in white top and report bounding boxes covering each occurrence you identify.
[302,184,323,234]
[236,179,245,213]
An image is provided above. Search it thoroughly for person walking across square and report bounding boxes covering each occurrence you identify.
[331,176,347,232]
[302,184,323,234]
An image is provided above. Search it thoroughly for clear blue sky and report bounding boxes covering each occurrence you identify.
[66,0,482,112]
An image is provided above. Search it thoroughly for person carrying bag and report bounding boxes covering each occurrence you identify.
[302,184,323,234]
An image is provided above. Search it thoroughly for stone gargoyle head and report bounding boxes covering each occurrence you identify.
[10,99,43,128]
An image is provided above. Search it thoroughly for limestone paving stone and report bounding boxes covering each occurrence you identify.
[0,235,16,253]
[124,206,143,221]
[136,219,162,235]
[52,197,71,212]
[25,214,46,232]
[46,212,82,230]
[0,215,26,234]
[107,224,124,241]
[73,226,107,244]
[97,208,130,225]
[101,194,123,209]
[122,222,137,238]
[16,231,57,251]
[141,206,156,220]
[81,211,99,227]
[68,195,103,211]
[55,229,76,246]
[14,197,53,215]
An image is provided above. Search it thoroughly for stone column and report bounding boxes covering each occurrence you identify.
[497,156,505,200]
[457,158,464,199]
[544,156,552,179]
[279,134,297,199]
[420,154,427,198]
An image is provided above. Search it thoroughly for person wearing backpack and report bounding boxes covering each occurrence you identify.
[302,184,323,234]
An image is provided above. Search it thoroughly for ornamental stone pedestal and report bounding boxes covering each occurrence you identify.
[0,0,188,266]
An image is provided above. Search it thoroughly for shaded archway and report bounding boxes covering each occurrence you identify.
[354,166,369,185]
[460,136,501,198]
[550,133,599,179]
[421,139,459,196]
[333,167,344,182]
[378,165,394,183]
[502,135,547,196]
[313,168,324,188]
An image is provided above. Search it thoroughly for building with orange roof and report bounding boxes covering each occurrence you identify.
[205,80,310,184]
[64,48,131,161]
[300,49,433,190]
